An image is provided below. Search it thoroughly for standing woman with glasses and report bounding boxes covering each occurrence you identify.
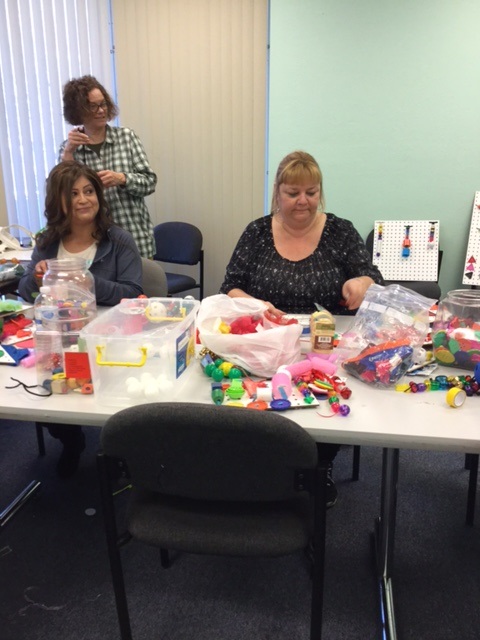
[58,75,157,258]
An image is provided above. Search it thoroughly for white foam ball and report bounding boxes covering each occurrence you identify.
[126,380,143,398]
[157,378,174,392]
[144,382,160,399]
[140,372,155,384]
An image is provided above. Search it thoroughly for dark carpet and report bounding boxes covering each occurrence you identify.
[1,419,479,640]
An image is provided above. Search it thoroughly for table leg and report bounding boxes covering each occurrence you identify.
[0,480,41,528]
[374,448,400,640]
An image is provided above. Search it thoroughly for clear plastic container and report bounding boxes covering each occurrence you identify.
[41,257,96,327]
[34,258,97,392]
[80,297,200,407]
[432,289,480,370]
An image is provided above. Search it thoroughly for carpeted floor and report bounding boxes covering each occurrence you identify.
[1,419,479,640]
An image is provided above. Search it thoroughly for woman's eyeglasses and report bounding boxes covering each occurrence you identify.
[87,101,108,114]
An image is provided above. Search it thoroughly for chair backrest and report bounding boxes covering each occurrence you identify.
[101,402,318,502]
[153,222,203,265]
[141,257,168,297]
[365,228,443,299]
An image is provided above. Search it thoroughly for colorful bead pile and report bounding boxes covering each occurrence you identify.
[396,374,480,396]
[292,370,351,416]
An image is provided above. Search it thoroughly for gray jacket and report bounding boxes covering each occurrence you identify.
[18,225,143,306]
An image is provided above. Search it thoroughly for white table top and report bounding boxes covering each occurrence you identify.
[1,315,479,454]
[0,247,33,261]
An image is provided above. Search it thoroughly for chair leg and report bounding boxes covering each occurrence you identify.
[97,454,133,640]
[466,454,479,527]
[465,453,473,470]
[160,548,170,568]
[352,445,360,481]
[35,423,46,456]
[310,461,327,640]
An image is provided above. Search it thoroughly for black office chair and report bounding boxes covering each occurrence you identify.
[97,402,328,640]
[153,222,204,299]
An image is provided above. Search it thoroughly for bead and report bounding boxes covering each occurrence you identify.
[417,383,426,392]
[211,367,224,382]
[339,404,350,416]
[340,387,352,399]
[204,363,216,377]
[435,375,448,390]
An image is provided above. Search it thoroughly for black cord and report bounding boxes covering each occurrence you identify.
[6,377,52,397]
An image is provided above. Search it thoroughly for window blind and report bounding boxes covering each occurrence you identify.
[0,0,115,234]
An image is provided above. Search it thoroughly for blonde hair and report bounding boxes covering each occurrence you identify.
[270,151,325,214]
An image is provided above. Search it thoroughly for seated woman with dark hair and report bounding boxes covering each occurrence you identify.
[18,161,143,478]
[18,161,143,305]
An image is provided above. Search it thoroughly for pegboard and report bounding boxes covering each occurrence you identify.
[372,220,440,281]
[462,192,480,285]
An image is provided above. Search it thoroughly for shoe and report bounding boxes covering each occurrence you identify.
[56,431,86,478]
[326,463,338,508]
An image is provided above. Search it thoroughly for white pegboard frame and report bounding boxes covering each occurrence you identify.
[372,220,440,281]
[462,192,480,286]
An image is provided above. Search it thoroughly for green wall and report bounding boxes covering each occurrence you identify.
[269,0,480,296]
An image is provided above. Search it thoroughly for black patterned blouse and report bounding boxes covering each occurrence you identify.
[220,213,384,314]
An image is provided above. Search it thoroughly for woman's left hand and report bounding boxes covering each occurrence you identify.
[342,277,374,310]
[97,170,126,188]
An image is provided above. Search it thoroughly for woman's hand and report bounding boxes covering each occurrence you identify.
[263,301,285,318]
[63,127,90,159]
[97,170,126,188]
[34,260,48,286]
[342,277,374,310]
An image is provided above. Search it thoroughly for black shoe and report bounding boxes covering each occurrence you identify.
[326,464,338,508]
[56,431,86,478]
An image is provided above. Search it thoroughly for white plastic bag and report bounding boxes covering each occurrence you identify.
[197,295,303,377]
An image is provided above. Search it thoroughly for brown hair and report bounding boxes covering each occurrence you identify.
[62,75,119,125]
[270,151,325,214]
[36,161,111,249]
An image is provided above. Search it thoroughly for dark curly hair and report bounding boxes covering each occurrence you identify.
[62,75,119,125]
[36,162,112,249]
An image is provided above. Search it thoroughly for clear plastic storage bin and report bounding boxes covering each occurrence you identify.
[80,297,200,406]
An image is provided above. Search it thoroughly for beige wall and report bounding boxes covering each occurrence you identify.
[112,0,268,296]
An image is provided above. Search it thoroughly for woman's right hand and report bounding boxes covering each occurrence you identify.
[34,260,48,286]
[63,127,90,159]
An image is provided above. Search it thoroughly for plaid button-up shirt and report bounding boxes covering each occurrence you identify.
[59,125,157,257]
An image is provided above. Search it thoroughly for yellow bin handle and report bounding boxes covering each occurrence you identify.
[95,345,148,367]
